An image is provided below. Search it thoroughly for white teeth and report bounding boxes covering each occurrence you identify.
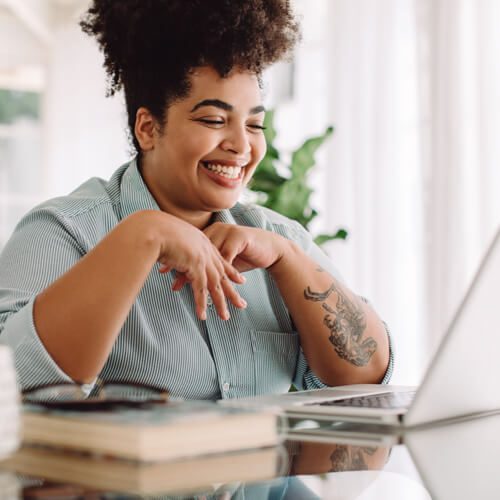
[203,162,243,179]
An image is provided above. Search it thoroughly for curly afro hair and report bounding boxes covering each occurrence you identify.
[80,0,301,154]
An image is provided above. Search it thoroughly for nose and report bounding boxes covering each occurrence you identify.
[220,124,251,155]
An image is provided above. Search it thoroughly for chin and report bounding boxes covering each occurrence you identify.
[203,195,240,212]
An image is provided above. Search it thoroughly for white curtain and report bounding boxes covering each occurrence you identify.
[320,0,500,384]
[417,0,500,350]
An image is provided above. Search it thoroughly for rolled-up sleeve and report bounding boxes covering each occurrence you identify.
[0,208,84,390]
[0,297,74,389]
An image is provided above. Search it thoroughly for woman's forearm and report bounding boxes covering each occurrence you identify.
[268,241,390,386]
[33,210,161,383]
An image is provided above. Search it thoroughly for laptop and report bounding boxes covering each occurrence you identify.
[222,227,500,428]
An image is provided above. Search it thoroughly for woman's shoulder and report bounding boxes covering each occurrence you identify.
[27,163,130,223]
[11,163,132,250]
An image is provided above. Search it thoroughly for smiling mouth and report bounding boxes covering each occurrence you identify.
[201,161,244,180]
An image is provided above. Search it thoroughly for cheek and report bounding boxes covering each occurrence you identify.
[254,135,267,162]
[245,136,266,180]
[243,164,259,186]
[184,132,218,161]
[165,130,209,164]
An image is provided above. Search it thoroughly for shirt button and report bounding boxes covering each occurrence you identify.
[207,295,213,306]
[222,382,230,393]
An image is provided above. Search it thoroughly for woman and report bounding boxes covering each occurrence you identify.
[0,0,392,398]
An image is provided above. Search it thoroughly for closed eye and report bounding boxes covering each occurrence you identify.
[194,118,266,132]
[196,119,224,125]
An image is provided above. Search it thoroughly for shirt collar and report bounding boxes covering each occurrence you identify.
[211,207,237,225]
[119,157,160,220]
[120,157,239,226]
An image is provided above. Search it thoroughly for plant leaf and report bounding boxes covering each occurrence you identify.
[263,109,278,145]
[290,126,334,178]
[302,208,318,228]
[266,144,280,160]
[250,155,286,194]
[247,111,346,247]
[314,229,349,246]
[249,170,286,193]
[270,179,313,224]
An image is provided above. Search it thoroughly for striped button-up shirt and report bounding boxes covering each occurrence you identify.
[0,159,393,397]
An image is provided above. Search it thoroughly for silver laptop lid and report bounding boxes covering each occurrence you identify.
[405,228,500,426]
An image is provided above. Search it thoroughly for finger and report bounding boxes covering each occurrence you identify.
[221,258,246,284]
[232,256,255,273]
[158,263,171,274]
[207,267,230,321]
[172,271,189,290]
[218,234,244,265]
[204,224,242,264]
[221,274,247,309]
[191,271,208,321]
[209,245,245,284]
[204,227,226,250]
[203,222,223,241]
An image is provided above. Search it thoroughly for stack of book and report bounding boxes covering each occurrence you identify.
[1,398,284,496]
[0,346,20,460]
[6,445,284,496]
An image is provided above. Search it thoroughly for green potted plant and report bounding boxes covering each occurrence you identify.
[248,110,347,246]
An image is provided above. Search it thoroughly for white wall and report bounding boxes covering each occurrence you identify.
[43,21,129,198]
[0,7,46,73]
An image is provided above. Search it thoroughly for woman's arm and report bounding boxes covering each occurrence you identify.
[203,222,390,387]
[31,210,245,384]
[268,241,389,386]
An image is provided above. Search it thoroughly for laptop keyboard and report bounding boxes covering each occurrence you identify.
[308,391,416,410]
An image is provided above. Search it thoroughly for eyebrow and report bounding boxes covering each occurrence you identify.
[190,99,265,115]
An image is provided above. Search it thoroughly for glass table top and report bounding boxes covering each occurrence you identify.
[1,412,500,499]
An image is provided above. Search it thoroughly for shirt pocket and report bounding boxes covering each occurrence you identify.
[250,330,300,396]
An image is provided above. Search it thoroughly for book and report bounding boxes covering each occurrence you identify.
[0,346,21,460]
[2,444,284,496]
[20,400,281,461]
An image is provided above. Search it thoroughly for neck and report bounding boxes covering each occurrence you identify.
[164,205,213,230]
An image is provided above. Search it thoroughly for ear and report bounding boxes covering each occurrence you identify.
[134,107,157,151]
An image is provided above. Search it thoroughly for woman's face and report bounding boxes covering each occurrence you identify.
[140,66,266,225]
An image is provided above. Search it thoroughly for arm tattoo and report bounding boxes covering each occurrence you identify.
[330,446,371,472]
[304,282,377,366]
[304,283,335,302]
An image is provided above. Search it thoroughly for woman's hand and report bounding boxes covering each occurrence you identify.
[149,213,247,321]
[170,223,291,295]
[202,222,291,272]
[204,222,291,272]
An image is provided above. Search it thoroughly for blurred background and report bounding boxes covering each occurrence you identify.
[1,0,499,385]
